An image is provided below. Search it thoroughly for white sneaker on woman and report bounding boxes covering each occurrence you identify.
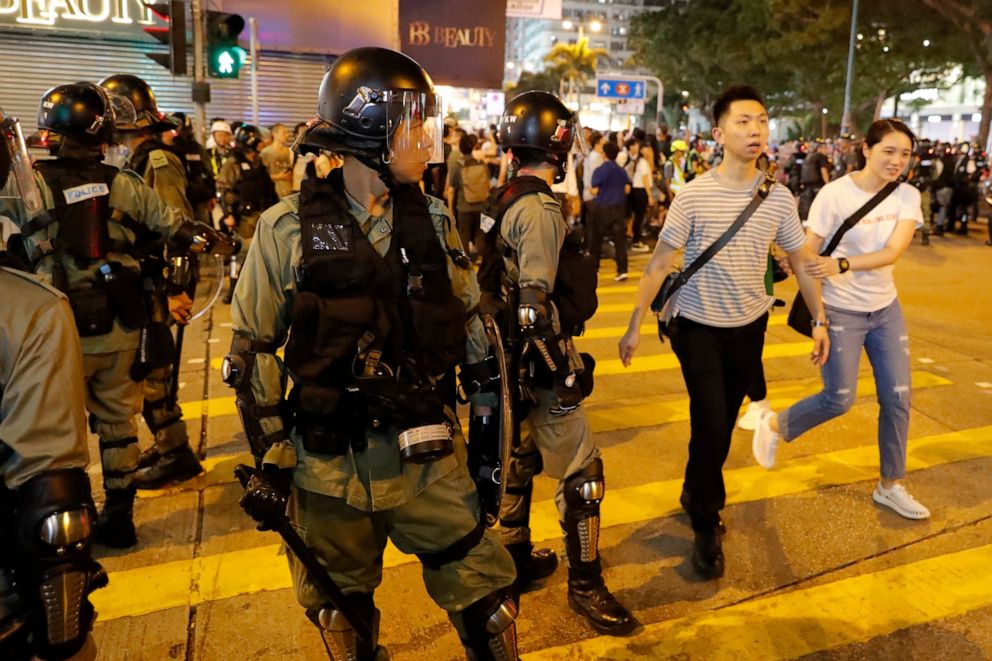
[752,410,780,470]
[737,399,771,431]
[872,482,931,520]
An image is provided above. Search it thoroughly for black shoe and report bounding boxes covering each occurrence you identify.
[692,529,725,580]
[131,445,203,490]
[679,488,726,534]
[137,446,161,470]
[933,227,945,236]
[96,488,138,549]
[507,543,558,592]
[954,225,969,235]
[567,573,637,636]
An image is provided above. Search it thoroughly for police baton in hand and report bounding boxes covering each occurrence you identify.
[233,465,375,648]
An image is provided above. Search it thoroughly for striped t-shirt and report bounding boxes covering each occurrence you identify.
[659,169,806,327]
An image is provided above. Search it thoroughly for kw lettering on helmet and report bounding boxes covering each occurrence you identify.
[62,183,110,204]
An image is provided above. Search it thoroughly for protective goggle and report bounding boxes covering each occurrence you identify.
[384,90,444,165]
[0,108,45,216]
[565,114,590,157]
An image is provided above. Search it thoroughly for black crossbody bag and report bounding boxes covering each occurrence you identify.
[787,181,899,337]
[651,169,777,340]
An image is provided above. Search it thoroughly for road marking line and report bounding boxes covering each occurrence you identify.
[101,423,991,621]
[976,381,992,389]
[580,314,788,340]
[523,543,992,660]
[918,357,935,364]
[593,340,814,376]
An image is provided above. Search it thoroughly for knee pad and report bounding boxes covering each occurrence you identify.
[563,458,604,513]
[308,593,380,661]
[454,589,518,661]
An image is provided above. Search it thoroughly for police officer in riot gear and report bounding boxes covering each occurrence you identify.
[0,82,230,549]
[97,73,210,490]
[168,111,217,225]
[224,47,518,660]
[1,107,107,661]
[217,124,277,301]
[477,91,636,635]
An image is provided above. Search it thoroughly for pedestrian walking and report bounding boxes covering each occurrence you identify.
[752,118,930,521]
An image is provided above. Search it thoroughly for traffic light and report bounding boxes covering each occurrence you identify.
[206,11,246,79]
[143,1,187,75]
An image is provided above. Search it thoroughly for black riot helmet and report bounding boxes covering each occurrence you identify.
[234,124,263,152]
[499,91,586,182]
[98,74,174,133]
[37,82,130,145]
[295,46,445,169]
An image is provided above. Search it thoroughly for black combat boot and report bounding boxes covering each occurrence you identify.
[692,528,725,580]
[95,487,138,549]
[562,459,636,635]
[506,542,558,593]
[131,444,203,490]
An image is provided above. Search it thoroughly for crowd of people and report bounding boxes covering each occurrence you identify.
[1,43,990,660]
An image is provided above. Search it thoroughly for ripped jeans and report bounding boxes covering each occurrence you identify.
[779,300,911,479]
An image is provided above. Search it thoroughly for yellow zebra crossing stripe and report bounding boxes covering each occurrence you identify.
[579,314,787,340]
[168,370,951,496]
[523,543,992,660]
[100,423,991,622]
[593,339,815,376]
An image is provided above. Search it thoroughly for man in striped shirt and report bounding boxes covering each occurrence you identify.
[618,86,829,580]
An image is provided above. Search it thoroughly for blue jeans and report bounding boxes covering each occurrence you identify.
[778,300,911,480]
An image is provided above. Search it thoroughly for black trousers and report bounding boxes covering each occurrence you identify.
[669,313,768,532]
[588,203,628,275]
[629,188,649,240]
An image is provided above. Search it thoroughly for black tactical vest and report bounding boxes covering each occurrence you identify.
[478,175,598,336]
[231,151,277,215]
[33,159,119,262]
[282,170,468,454]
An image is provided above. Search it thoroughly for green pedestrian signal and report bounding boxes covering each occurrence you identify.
[206,11,245,79]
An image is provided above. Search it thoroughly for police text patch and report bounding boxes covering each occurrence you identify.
[63,183,110,204]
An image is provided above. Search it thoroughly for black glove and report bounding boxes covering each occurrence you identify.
[173,221,242,256]
[550,371,582,416]
[234,464,291,532]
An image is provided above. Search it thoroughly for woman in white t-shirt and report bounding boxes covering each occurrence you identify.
[623,138,654,252]
[752,119,930,520]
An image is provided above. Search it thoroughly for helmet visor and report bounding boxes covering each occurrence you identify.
[0,109,45,216]
[385,90,444,164]
[106,91,138,132]
[570,114,589,156]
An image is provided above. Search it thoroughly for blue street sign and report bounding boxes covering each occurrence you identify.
[595,77,647,101]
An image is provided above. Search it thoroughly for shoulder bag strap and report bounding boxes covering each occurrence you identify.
[820,180,899,257]
[669,169,777,295]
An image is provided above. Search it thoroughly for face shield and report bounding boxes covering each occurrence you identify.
[384,90,444,165]
[0,108,45,217]
[569,114,590,156]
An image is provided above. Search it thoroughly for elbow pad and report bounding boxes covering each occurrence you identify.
[222,331,288,461]
[517,286,552,336]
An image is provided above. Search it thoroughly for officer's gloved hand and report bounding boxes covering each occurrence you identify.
[234,464,291,532]
[550,371,582,416]
[174,221,241,256]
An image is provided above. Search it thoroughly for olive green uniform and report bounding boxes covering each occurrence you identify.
[133,144,193,456]
[230,190,515,618]
[0,266,96,661]
[2,170,182,490]
[495,192,599,550]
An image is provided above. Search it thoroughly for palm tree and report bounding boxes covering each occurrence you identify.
[544,36,611,107]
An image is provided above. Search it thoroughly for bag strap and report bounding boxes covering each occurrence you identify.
[820,180,899,256]
[669,169,777,295]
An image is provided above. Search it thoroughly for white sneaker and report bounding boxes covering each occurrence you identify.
[630,242,650,253]
[752,410,780,470]
[737,399,771,431]
[872,482,931,520]
[614,272,628,282]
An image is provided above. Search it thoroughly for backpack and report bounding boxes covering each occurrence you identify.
[460,157,491,204]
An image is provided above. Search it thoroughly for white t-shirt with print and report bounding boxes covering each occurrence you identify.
[808,176,922,313]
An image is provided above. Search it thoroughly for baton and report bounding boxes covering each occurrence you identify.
[233,465,375,645]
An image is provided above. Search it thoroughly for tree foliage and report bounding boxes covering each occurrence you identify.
[543,36,611,105]
[629,0,970,137]
[918,0,992,146]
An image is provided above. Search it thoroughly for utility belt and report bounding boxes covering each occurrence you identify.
[289,334,455,465]
[65,261,149,337]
